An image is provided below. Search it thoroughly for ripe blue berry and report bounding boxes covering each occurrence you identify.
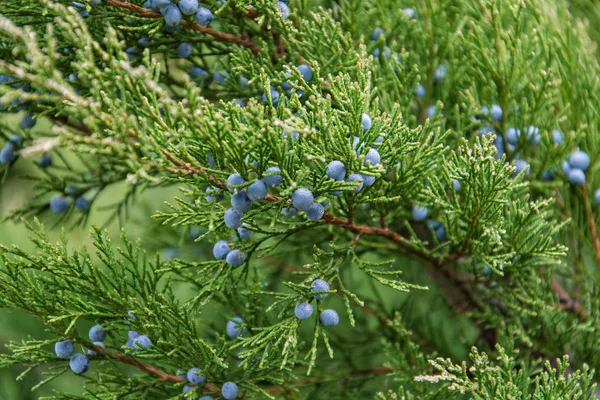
[264,166,283,187]
[189,66,209,81]
[412,205,428,222]
[214,70,230,84]
[364,148,381,166]
[311,279,330,300]
[569,150,590,171]
[195,7,214,25]
[506,128,519,145]
[282,207,297,217]
[453,179,461,192]
[568,168,586,186]
[226,317,246,338]
[371,27,384,41]
[153,0,170,10]
[514,159,530,176]
[128,311,136,320]
[491,104,502,121]
[206,186,224,203]
[125,339,135,348]
[361,113,372,132]
[261,86,280,107]
[226,249,246,266]
[222,382,239,400]
[276,1,289,18]
[247,180,267,201]
[50,195,70,214]
[326,160,346,181]
[69,354,90,374]
[163,4,182,27]
[298,64,313,81]
[562,160,572,176]
[187,367,206,384]
[38,153,52,168]
[542,171,553,181]
[133,335,151,349]
[435,225,446,241]
[305,202,324,221]
[552,129,564,145]
[87,341,105,356]
[360,174,375,187]
[178,0,198,15]
[213,240,231,259]
[427,219,441,230]
[291,188,314,211]
[89,325,107,342]
[426,105,437,119]
[319,309,339,327]
[55,340,74,359]
[75,196,89,210]
[346,174,364,193]
[434,64,446,82]
[128,330,139,340]
[177,42,192,58]
[416,84,425,98]
[403,7,415,18]
[238,224,252,239]
[0,146,15,164]
[8,134,22,147]
[525,126,540,144]
[20,113,36,129]
[231,191,253,213]
[227,173,245,192]
[224,208,243,229]
[294,302,313,320]
[595,188,600,205]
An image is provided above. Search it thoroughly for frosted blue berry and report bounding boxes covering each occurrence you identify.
[227,173,245,192]
[311,279,330,300]
[187,367,206,384]
[238,223,252,239]
[226,249,246,266]
[38,153,52,168]
[294,302,313,320]
[305,202,324,221]
[514,159,530,175]
[361,113,372,132]
[506,128,519,145]
[291,188,314,211]
[360,174,375,187]
[264,167,283,187]
[595,189,600,205]
[55,340,74,359]
[195,7,213,25]
[189,67,209,81]
[552,129,563,145]
[177,42,192,58]
[261,86,280,107]
[298,64,313,81]
[224,208,243,229]
[319,309,339,327]
[214,70,229,84]
[426,105,437,118]
[128,330,140,340]
[69,354,90,374]
[89,325,107,342]
[433,64,446,82]
[435,225,446,241]
[133,335,151,348]
[364,148,381,166]
[75,196,89,210]
[453,179,461,192]
[276,1,289,18]
[326,161,346,181]
[569,150,590,171]
[347,174,364,193]
[403,7,415,18]
[8,134,22,147]
[0,146,15,165]
[247,180,267,201]
[416,84,425,98]
[231,191,253,213]
[562,160,572,176]
[213,240,231,260]
[163,4,182,27]
[50,195,70,214]
[491,104,502,121]
[371,27,384,41]
[282,207,297,217]
[222,382,239,400]
[568,168,586,186]
[526,126,540,144]
[206,186,224,203]
[411,205,428,222]
[20,113,36,129]
[87,341,105,356]
[178,0,198,15]
[138,35,151,47]
[426,219,441,230]
[226,317,246,338]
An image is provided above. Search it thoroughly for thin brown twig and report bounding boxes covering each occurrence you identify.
[581,184,600,269]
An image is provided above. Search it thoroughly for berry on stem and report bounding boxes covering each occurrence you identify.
[326,160,346,181]
[38,153,52,167]
[50,195,70,214]
[222,382,239,400]
[226,249,246,266]
[347,174,364,193]
[263,166,283,187]
[89,325,107,342]
[195,7,213,25]
[69,354,90,374]
[226,317,246,338]
[163,4,182,27]
[237,224,252,239]
[55,340,74,359]
[361,113,372,132]
[294,302,313,320]
[0,146,15,165]
[87,341,105,356]
[177,42,192,58]
[412,205,428,222]
[133,335,151,349]
[568,168,586,186]
[569,150,590,171]
[319,309,339,327]
[178,0,198,15]
[231,191,253,213]
[213,240,231,259]
[291,188,314,211]
[224,208,243,229]
[364,148,381,166]
[247,180,267,201]
[305,202,324,221]
[187,367,206,385]
[227,173,245,192]
[311,279,330,300]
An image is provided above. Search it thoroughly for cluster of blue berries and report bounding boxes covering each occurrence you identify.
[49,186,89,214]
[141,0,213,29]
[294,279,339,327]
[0,134,23,165]
[54,324,107,375]
[563,150,590,186]
[124,311,152,349]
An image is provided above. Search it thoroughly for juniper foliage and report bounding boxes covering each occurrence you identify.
[0,0,599,398]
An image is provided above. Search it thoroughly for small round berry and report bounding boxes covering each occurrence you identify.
[435,225,446,241]
[514,159,530,176]
[227,173,245,192]
[0,146,15,165]
[195,7,213,25]
[319,309,339,327]
[346,174,364,193]
[189,67,209,81]
[562,160,572,176]
[20,113,36,129]
[311,279,330,300]
[231,191,253,213]
[305,202,324,221]
[542,171,553,181]
[213,70,229,84]
[326,161,346,181]
[294,302,313,320]
[433,64,446,82]
[55,340,74,359]
[568,168,586,186]
[178,0,198,15]
[89,325,107,342]
[371,27,384,41]
[298,64,313,81]
[247,180,267,201]
[224,208,243,229]
[552,129,563,145]
[69,354,90,374]
[453,179,461,192]
[75,196,89,210]
[264,166,283,187]
[403,7,415,18]
[416,84,425,98]
[569,150,590,171]
[128,330,140,340]
[595,188,600,205]
[426,219,441,230]
[426,105,437,119]
[152,0,170,10]
[125,339,135,348]
[222,382,239,400]
[38,153,53,168]
[237,224,252,239]
[506,128,519,145]
[282,207,297,217]
[226,317,246,338]
[361,113,372,132]
[226,249,246,266]
[364,148,381,166]
[261,86,280,107]
[8,134,22,147]
[177,42,192,58]
[491,104,502,121]
[411,205,428,222]
[87,341,105,356]
[133,335,151,349]
[291,188,314,211]
[360,174,376,187]
[525,126,540,144]
[213,240,231,260]
[163,4,182,27]
[50,195,70,214]
[182,385,193,394]
[187,367,206,385]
